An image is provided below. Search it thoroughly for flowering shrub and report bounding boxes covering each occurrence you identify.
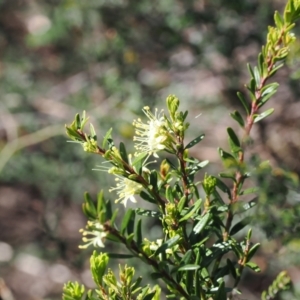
[63,1,300,299]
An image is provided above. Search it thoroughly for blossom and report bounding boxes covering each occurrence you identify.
[109,176,143,206]
[79,221,106,249]
[133,106,168,157]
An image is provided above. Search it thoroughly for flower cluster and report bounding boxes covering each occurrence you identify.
[133,106,169,158]
[79,221,107,249]
[109,176,144,207]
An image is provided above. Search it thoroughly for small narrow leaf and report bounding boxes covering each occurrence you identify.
[246,262,261,272]
[258,89,278,108]
[227,127,242,156]
[215,281,226,300]
[155,235,181,256]
[185,134,205,149]
[135,208,161,218]
[230,216,252,236]
[119,142,129,164]
[237,92,250,114]
[150,171,158,189]
[121,209,135,235]
[254,108,274,123]
[242,199,257,211]
[180,249,193,265]
[179,198,202,222]
[247,243,260,261]
[239,187,259,195]
[102,128,113,149]
[193,213,211,234]
[219,172,236,182]
[218,148,237,166]
[269,63,284,77]
[136,219,142,246]
[140,191,156,204]
[230,111,245,128]
[177,195,186,213]
[253,66,261,87]
[143,292,157,300]
[213,176,231,198]
[178,264,200,271]
[107,253,135,259]
[166,185,174,203]
[274,10,284,29]
[227,259,237,279]
[247,63,255,79]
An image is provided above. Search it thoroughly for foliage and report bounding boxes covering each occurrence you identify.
[62,1,300,299]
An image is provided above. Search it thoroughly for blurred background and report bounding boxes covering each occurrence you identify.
[0,0,300,299]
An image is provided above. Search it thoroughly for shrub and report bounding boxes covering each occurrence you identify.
[63,1,300,299]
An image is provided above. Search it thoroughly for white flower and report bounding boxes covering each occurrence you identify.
[79,221,106,249]
[133,106,168,157]
[109,176,143,207]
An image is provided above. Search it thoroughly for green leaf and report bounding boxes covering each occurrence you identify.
[90,123,96,139]
[110,208,119,225]
[246,262,261,272]
[179,198,202,222]
[75,113,81,129]
[193,213,211,234]
[83,192,97,219]
[166,185,175,203]
[242,199,257,211]
[102,128,113,149]
[258,86,278,108]
[143,292,157,300]
[107,253,135,259]
[177,195,186,213]
[239,187,259,195]
[104,198,113,220]
[95,190,104,208]
[219,172,236,182]
[261,82,279,97]
[247,77,256,94]
[187,160,209,175]
[237,92,250,114]
[139,191,156,204]
[214,280,226,300]
[132,152,148,174]
[135,208,161,218]
[230,216,252,236]
[119,142,129,164]
[247,243,260,261]
[254,108,274,123]
[185,134,205,149]
[213,176,231,198]
[121,209,135,235]
[149,170,158,189]
[269,63,284,77]
[274,10,284,28]
[253,66,261,87]
[218,148,237,166]
[227,127,242,156]
[178,264,200,271]
[212,190,225,205]
[180,249,193,265]
[136,219,142,246]
[65,126,83,141]
[257,52,264,76]
[165,158,177,170]
[247,63,255,79]
[230,111,245,128]
[227,259,237,279]
[155,235,181,256]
